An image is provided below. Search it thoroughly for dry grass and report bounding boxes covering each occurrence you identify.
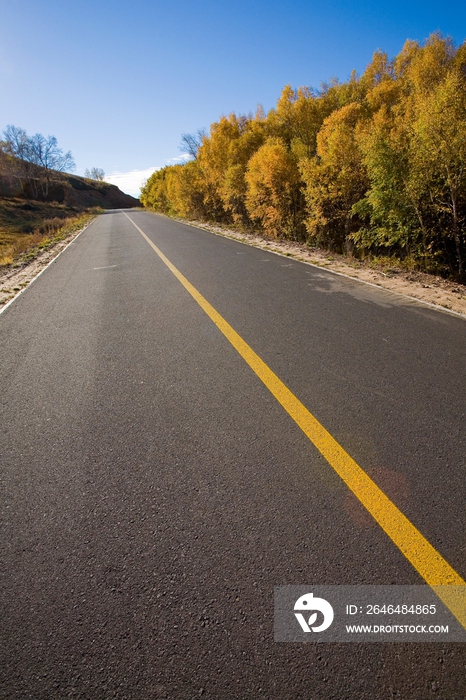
[0,199,102,268]
[0,232,46,266]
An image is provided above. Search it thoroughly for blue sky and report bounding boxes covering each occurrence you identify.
[2,0,465,196]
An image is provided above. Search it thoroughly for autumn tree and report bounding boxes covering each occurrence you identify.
[141,162,209,219]
[301,102,368,252]
[267,84,337,157]
[245,137,304,239]
[140,33,465,278]
[140,168,170,212]
[353,33,465,274]
[219,116,266,225]
[196,115,241,222]
[166,161,208,219]
[411,69,466,275]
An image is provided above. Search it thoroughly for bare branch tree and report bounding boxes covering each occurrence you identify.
[2,125,75,197]
[179,128,206,159]
[2,125,36,192]
[84,167,105,181]
[2,125,30,160]
[91,167,105,181]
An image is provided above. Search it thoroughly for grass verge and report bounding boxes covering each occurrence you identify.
[0,199,102,268]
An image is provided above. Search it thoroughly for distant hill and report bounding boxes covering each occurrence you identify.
[0,167,140,209]
[50,174,141,209]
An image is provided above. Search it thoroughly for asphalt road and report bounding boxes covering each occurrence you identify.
[1,210,465,699]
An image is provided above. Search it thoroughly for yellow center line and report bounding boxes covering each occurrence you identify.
[122,211,466,628]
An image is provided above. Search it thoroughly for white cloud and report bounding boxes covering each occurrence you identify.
[105,167,159,198]
[105,156,193,197]
[167,153,191,164]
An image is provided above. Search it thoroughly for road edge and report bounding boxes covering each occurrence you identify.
[147,211,466,320]
[0,216,97,317]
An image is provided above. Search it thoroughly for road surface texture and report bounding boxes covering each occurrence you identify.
[1,210,465,699]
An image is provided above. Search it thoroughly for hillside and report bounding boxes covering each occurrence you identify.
[0,169,140,210]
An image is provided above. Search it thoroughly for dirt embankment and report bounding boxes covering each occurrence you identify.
[0,170,140,210]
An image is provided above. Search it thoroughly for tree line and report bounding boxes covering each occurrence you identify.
[141,34,466,279]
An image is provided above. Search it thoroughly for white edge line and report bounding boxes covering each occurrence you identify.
[0,217,97,317]
[140,210,465,320]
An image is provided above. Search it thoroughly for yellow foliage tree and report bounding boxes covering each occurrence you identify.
[245,137,304,239]
[165,162,207,219]
[411,69,466,274]
[301,103,368,251]
[220,119,266,224]
[140,33,465,277]
[196,114,244,222]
